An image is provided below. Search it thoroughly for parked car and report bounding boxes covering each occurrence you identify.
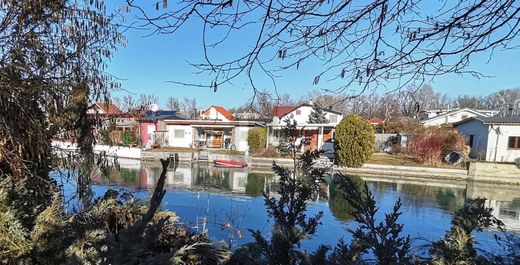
[321,140,335,162]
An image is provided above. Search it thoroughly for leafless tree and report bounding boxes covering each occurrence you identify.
[127,0,520,102]
[180,97,198,119]
[122,95,138,112]
[166,96,181,112]
[138,93,159,108]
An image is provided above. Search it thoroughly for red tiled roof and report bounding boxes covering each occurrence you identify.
[95,102,121,114]
[368,118,384,124]
[272,106,296,118]
[203,105,235,120]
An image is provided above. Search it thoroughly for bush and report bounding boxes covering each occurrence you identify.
[121,130,136,146]
[334,114,375,168]
[409,127,468,165]
[247,127,267,153]
[409,133,445,164]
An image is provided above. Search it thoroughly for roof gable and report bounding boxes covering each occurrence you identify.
[421,108,490,123]
[454,116,520,126]
[94,102,121,114]
[202,105,235,120]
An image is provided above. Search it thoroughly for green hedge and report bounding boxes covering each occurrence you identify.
[334,114,375,168]
[247,127,267,153]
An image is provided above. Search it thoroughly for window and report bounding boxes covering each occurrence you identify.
[508,136,520,149]
[329,114,337,123]
[296,110,301,115]
[174,129,184,138]
[461,115,468,119]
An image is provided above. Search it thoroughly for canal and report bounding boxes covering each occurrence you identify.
[58,159,520,253]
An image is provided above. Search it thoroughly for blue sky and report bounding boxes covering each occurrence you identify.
[106,3,520,109]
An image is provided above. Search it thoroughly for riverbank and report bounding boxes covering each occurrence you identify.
[51,141,520,185]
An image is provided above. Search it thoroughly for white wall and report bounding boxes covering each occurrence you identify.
[423,110,481,126]
[456,120,489,159]
[486,124,520,162]
[167,125,193,148]
[234,126,252,151]
[281,105,342,125]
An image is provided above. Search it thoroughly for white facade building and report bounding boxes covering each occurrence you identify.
[420,108,499,127]
[164,120,263,152]
[267,103,343,152]
[454,117,520,162]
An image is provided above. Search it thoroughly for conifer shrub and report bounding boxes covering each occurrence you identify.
[334,114,375,168]
[121,130,136,146]
[247,127,267,153]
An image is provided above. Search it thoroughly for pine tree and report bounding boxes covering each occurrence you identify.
[308,104,330,123]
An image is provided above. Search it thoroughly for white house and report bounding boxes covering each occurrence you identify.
[164,119,264,152]
[454,117,520,162]
[199,105,235,121]
[267,103,343,152]
[420,108,499,127]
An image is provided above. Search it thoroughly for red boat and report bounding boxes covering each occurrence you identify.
[213,159,248,168]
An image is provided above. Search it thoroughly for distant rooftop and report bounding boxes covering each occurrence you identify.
[454,116,520,126]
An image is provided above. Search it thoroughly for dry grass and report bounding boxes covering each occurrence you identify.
[368,153,465,168]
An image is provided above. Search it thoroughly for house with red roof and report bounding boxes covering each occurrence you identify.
[153,105,266,152]
[199,105,235,121]
[267,102,344,152]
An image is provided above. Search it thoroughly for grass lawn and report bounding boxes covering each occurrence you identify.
[368,153,465,169]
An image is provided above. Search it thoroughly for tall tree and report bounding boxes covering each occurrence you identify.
[0,0,123,257]
[308,104,330,124]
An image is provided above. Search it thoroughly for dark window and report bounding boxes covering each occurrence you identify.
[296,110,301,115]
[466,135,474,147]
[461,115,468,119]
[508,137,520,149]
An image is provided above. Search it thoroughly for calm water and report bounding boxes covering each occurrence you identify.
[60,159,520,253]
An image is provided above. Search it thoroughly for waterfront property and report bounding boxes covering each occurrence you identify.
[149,105,267,152]
[139,110,181,148]
[420,108,499,127]
[266,102,343,152]
[454,116,520,162]
[164,119,264,151]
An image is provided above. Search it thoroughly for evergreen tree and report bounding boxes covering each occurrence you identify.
[308,104,330,124]
[334,114,375,167]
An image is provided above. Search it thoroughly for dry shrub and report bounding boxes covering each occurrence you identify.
[409,134,445,165]
[409,127,467,165]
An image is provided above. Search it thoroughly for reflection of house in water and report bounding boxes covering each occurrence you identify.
[467,182,520,231]
[132,163,267,194]
[350,176,520,232]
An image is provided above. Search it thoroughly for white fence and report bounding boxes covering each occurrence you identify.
[52,141,142,160]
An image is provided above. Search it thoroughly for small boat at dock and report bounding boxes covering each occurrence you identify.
[213,159,248,168]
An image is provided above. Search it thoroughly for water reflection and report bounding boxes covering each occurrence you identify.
[95,159,520,235]
[97,161,273,195]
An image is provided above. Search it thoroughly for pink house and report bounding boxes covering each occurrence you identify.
[138,111,180,148]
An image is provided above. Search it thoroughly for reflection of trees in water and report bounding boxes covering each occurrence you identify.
[100,168,140,186]
[245,173,266,197]
[369,181,465,213]
[194,166,232,191]
[328,175,365,221]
